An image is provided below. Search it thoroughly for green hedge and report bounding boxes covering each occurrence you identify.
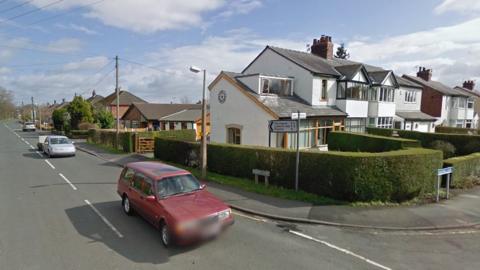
[328,131,420,152]
[367,127,480,156]
[154,137,443,202]
[68,130,90,139]
[435,126,480,135]
[365,127,394,137]
[138,129,196,141]
[444,153,480,188]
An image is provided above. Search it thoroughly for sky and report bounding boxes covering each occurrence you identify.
[0,0,480,104]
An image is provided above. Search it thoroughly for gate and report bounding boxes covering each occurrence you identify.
[135,135,155,153]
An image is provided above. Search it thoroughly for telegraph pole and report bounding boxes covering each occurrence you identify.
[200,69,207,179]
[31,97,35,122]
[115,55,120,148]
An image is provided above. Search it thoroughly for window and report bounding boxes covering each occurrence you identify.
[368,117,376,126]
[133,173,154,196]
[369,88,378,101]
[181,122,188,130]
[466,120,472,128]
[121,168,135,183]
[337,82,346,99]
[157,174,200,198]
[320,80,327,100]
[379,88,394,102]
[467,99,474,109]
[227,127,241,144]
[405,90,416,103]
[261,77,292,96]
[345,118,366,133]
[456,120,464,128]
[377,117,393,129]
[169,122,175,130]
[346,82,368,100]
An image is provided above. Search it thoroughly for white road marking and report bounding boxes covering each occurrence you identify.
[460,194,480,199]
[58,173,77,190]
[45,160,55,169]
[35,151,43,157]
[289,230,392,270]
[233,211,268,222]
[84,200,124,238]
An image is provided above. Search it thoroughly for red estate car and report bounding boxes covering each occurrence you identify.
[117,161,234,247]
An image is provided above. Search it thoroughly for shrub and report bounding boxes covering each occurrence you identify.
[428,140,455,159]
[68,130,90,139]
[154,138,443,202]
[94,109,115,129]
[366,127,394,137]
[444,153,480,188]
[78,122,98,130]
[328,131,420,152]
[435,126,479,135]
[368,127,480,156]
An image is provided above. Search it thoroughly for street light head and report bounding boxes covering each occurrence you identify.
[189,66,202,73]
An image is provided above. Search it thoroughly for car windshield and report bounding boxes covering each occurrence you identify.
[50,138,70,145]
[157,174,200,198]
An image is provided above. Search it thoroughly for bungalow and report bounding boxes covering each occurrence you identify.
[209,35,399,149]
[100,90,147,127]
[394,75,436,132]
[121,103,202,131]
[404,68,475,128]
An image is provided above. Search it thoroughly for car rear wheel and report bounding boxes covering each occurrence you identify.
[160,222,170,248]
[122,195,133,215]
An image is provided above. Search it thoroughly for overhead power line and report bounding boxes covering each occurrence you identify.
[119,57,165,73]
[0,0,35,15]
[0,0,64,25]
[25,0,105,26]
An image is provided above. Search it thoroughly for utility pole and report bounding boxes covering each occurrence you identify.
[31,97,35,122]
[38,103,42,131]
[115,55,120,148]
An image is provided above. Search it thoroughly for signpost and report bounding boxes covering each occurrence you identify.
[436,167,453,202]
[269,120,298,133]
[292,111,306,191]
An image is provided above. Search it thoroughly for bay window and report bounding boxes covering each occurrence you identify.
[261,77,293,96]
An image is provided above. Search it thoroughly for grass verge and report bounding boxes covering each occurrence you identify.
[85,141,125,154]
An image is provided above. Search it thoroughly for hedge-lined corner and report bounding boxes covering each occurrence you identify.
[88,129,197,153]
[435,126,480,135]
[154,137,443,202]
[367,127,480,156]
[328,131,420,152]
[444,153,480,188]
[366,127,394,137]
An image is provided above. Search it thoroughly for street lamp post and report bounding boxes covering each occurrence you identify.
[189,66,207,179]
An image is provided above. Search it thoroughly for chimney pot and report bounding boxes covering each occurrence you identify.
[417,66,432,81]
[310,34,334,60]
[463,80,475,90]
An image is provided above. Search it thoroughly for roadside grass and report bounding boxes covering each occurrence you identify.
[85,141,125,155]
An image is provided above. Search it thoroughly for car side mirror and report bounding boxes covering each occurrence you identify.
[200,183,206,190]
[145,195,156,202]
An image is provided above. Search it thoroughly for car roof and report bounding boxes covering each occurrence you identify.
[48,135,68,139]
[126,161,191,180]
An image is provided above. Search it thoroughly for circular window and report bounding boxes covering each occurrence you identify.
[218,90,227,104]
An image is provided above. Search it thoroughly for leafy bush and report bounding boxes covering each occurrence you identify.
[154,138,443,202]
[444,153,480,188]
[428,140,456,159]
[94,109,115,129]
[52,108,69,131]
[328,131,420,152]
[368,127,480,156]
[67,96,94,130]
[78,122,98,130]
[435,126,479,135]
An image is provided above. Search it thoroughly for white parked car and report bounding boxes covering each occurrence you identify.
[22,122,36,132]
[43,136,76,157]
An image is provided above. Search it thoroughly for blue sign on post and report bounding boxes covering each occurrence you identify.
[438,167,453,176]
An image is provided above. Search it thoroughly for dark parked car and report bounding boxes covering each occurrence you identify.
[117,162,234,247]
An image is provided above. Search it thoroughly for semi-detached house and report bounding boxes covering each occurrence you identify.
[403,68,476,128]
[209,35,400,149]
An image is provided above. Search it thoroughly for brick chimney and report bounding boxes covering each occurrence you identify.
[311,35,334,60]
[463,80,475,90]
[417,67,432,81]
[92,90,96,97]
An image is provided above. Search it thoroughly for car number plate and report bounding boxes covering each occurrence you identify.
[202,223,221,238]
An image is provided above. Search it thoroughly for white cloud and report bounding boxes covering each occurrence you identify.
[30,0,231,33]
[44,38,83,53]
[434,0,480,14]
[62,56,110,71]
[217,0,262,18]
[347,17,480,86]
[56,23,99,35]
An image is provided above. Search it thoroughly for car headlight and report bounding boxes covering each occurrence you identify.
[176,220,197,232]
[218,209,231,220]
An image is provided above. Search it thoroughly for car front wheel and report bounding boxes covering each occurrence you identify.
[160,222,170,248]
[122,195,133,216]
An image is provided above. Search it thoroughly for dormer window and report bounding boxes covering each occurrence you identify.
[260,76,293,96]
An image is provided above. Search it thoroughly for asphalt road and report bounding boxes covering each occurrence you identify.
[1,120,480,270]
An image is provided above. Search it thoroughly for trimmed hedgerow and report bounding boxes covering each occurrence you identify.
[328,131,420,152]
[154,137,443,202]
[367,127,480,156]
[444,153,480,188]
[435,126,480,135]
[366,127,394,137]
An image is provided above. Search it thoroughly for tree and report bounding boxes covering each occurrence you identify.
[0,87,15,120]
[52,108,69,131]
[94,109,115,129]
[67,96,93,130]
[335,43,350,59]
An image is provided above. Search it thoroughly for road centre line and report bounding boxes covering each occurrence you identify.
[45,160,55,170]
[288,230,392,270]
[84,200,124,238]
[59,173,77,191]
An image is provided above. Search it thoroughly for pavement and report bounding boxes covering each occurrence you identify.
[3,120,480,270]
[74,138,480,231]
